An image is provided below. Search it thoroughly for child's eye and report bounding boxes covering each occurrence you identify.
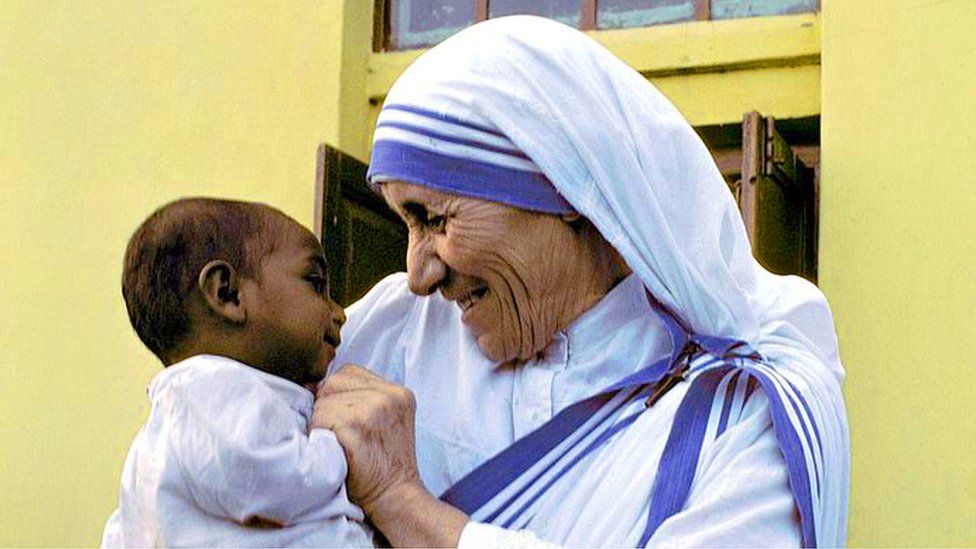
[305,275,327,295]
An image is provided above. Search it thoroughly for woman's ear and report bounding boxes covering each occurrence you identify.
[197,260,246,325]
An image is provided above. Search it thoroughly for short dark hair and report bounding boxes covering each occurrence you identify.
[122,197,285,362]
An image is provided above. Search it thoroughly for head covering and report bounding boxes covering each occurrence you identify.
[369,105,574,213]
[369,16,848,546]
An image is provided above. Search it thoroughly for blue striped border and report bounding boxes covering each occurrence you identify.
[435,289,823,546]
[440,390,619,513]
[743,366,818,547]
[368,140,574,214]
[375,120,531,159]
[382,104,506,137]
[641,366,733,545]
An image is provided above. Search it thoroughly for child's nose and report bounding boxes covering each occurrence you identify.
[331,303,346,327]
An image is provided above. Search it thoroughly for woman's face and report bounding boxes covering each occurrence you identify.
[381,180,602,363]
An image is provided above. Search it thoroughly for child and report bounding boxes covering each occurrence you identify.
[102,198,373,547]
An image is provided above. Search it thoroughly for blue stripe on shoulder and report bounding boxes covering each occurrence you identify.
[641,360,820,548]
[441,389,623,514]
[742,365,818,548]
[715,371,741,438]
[641,366,733,546]
[497,388,653,528]
[783,376,825,492]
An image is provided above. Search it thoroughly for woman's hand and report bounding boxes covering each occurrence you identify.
[313,365,421,515]
[313,365,468,546]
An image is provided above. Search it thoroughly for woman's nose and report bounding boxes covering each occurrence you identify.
[407,238,447,296]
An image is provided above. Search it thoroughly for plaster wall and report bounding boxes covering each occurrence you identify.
[0,2,346,544]
[820,0,976,544]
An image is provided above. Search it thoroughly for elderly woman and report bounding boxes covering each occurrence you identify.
[315,16,848,548]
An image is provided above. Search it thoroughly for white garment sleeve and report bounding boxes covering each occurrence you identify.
[166,369,356,526]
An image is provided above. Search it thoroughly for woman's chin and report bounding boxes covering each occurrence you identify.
[477,335,515,363]
[477,334,545,364]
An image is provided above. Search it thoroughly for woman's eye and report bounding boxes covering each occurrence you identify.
[427,215,446,232]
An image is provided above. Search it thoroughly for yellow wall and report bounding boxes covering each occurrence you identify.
[5,0,973,545]
[0,2,347,545]
[820,0,976,545]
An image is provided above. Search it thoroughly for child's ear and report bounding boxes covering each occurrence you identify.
[197,260,246,325]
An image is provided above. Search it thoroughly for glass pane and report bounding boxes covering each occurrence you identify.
[388,0,476,50]
[712,0,817,20]
[489,0,581,28]
[598,0,694,30]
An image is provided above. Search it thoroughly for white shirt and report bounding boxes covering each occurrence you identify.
[101,355,372,548]
[336,273,802,547]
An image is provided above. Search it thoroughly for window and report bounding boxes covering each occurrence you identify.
[385,0,476,51]
[379,0,818,50]
[490,0,581,27]
[598,0,694,29]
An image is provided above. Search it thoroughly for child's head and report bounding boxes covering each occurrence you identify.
[122,197,345,388]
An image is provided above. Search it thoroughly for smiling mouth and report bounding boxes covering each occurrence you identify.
[456,287,488,313]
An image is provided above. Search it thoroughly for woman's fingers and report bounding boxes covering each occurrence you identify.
[312,386,413,435]
[317,363,391,397]
[312,369,421,517]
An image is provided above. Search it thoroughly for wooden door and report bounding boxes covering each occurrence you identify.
[314,144,408,306]
[739,112,818,281]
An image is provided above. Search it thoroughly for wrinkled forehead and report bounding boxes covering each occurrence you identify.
[379,180,535,223]
[379,180,462,209]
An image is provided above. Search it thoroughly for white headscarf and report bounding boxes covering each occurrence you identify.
[370,15,849,545]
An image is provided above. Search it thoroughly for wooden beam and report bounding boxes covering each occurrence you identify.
[694,0,710,20]
[372,0,386,52]
[475,0,489,21]
[580,0,597,30]
[739,111,762,247]
[314,144,326,241]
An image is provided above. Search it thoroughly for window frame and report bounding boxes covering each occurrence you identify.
[376,0,819,51]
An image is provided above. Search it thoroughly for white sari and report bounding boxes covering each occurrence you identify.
[353,15,849,547]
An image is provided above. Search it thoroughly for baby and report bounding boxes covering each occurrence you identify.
[102,198,373,547]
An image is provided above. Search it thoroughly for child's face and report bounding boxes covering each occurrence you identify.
[241,221,344,389]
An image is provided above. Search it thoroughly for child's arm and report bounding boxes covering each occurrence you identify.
[165,368,361,527]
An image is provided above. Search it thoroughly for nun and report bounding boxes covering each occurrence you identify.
[315,15,849,548]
